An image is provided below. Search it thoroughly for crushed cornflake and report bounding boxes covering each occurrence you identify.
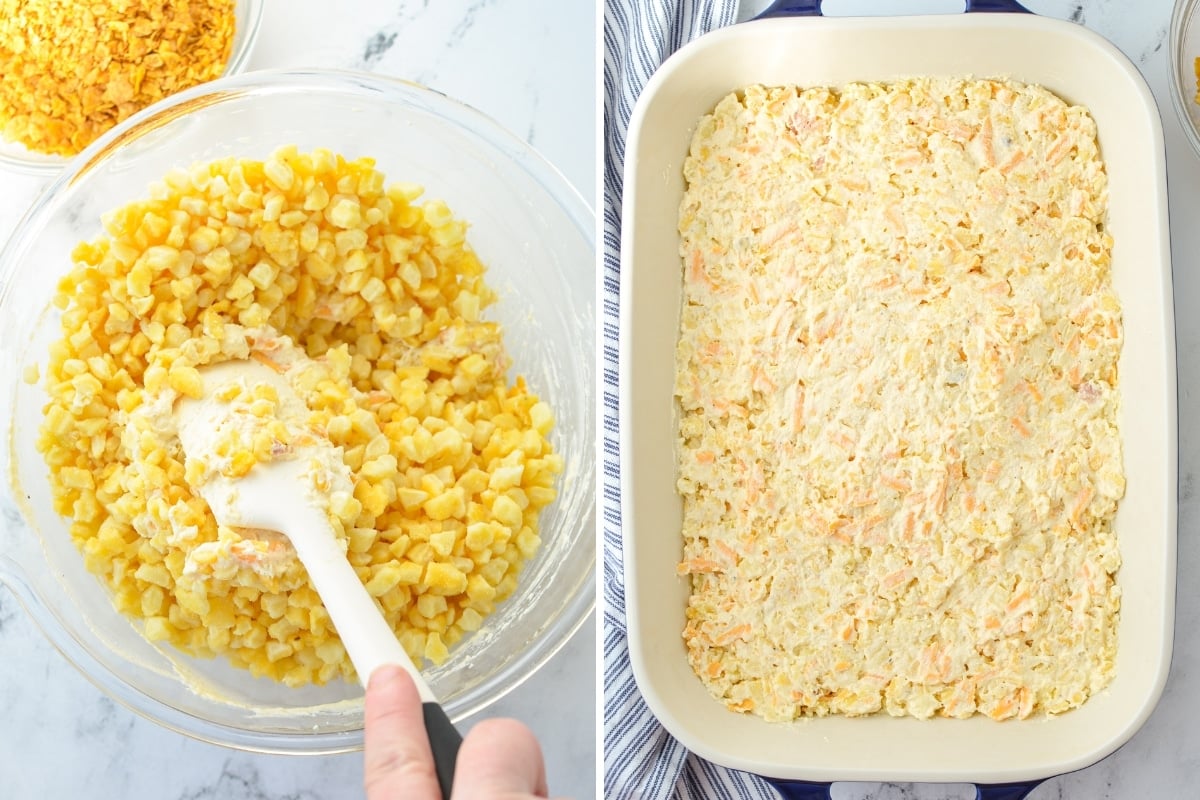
[0,0,236,156]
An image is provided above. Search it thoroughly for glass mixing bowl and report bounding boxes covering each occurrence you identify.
[0,69,595,754]
[0,0,265,176]
[1170,0,1200,160]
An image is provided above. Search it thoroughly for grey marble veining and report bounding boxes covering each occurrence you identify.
[360,32,399,68]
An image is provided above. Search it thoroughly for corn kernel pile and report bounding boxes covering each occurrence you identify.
[0,0,235,156]
[37,146,561,686]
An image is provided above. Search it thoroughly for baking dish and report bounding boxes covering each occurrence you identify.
[619,1,1175,796]
[0,69,595,753]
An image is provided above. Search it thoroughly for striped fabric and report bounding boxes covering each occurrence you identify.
[601,1,779,798]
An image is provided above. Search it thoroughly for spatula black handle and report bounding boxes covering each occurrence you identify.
[422,701,462,799]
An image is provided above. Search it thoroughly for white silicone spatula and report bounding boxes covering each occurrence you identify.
[174,358,461,797]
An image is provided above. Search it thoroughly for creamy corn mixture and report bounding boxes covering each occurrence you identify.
[37,146,560,686]
[676,79,1123,721]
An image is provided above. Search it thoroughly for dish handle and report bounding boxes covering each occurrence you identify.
[756,0,1031,18]
[770,780,833,798]
[769,779,1046,799]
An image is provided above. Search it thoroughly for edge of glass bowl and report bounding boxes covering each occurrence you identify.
[0,67,596,754]
[0,0,265,177]
[1,554,367,754]
[1168,0,1200,160]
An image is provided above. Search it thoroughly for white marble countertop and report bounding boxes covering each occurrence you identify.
[0,2,596,799]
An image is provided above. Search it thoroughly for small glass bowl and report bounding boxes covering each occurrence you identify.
[1170,0,1200,160]
[0,69,595,753]
[0,0,265,176]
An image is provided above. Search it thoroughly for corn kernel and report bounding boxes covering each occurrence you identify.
[247,260,278,290]
[385,560,420,585]
[329,197,362,229]
[144,616,172,641]
[424,487,466,521]
[364,563,404,597]
[177,587,211,616]
[264,158,295,192]
[266,640,294,663]
[168,364,203,397]
[516,527,541,559]
[188,227,220,255]
[429,530,458,558]
[59,466,95,490]
[140,585,165,616]
[465,522,496,552]
[361,276,386,303]
[305,185,330,211]
[466,573,496,603]
[226,274,255,300]
[316,639,346,665]
[529,402,554,436]
[491,494,523,528]
[349,526,377,554]
[257,593,286,619]
[488,463,524,492]
[361,454,398,481]
[424,632,449,664]
[458,608,483,632]
[417,593,447,618]
[135,562,172,588]
[262,193,285,223]
[480,558,509,586]
[425,562,468,595]
[145,245,182,271]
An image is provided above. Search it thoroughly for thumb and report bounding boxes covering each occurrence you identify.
[451,718,549,799]
[364,665,441,800]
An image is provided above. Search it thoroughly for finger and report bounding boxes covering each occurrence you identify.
[451,718,549,799]
[364,665,440,800]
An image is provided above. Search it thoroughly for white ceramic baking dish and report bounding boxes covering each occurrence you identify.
[619,2,1176,795]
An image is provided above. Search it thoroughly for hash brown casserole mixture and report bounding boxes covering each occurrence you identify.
[675,79,1124,721]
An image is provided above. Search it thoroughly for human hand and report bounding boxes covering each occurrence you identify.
[364,664,551,800]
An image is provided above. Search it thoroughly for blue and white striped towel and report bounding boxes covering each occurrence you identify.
[601,2,779,798]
